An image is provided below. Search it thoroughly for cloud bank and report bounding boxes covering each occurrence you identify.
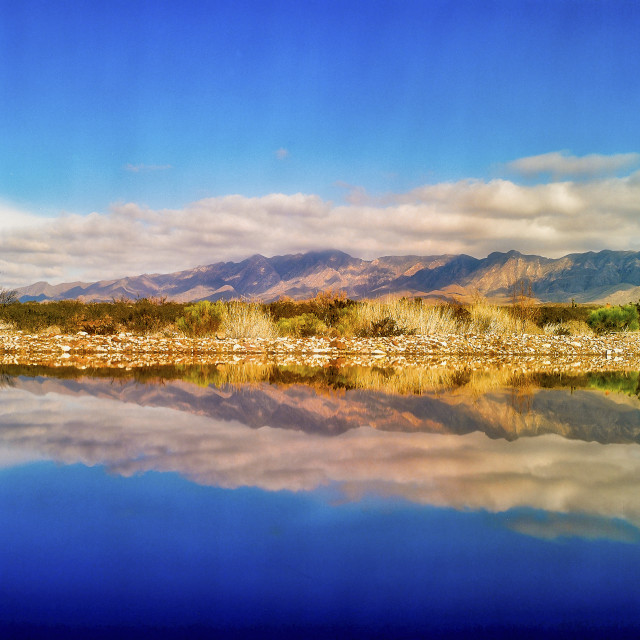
[507,151,640,178]
[3,152,640,288]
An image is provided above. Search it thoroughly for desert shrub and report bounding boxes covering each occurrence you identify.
[446,302,472,325]
[176,300,224,337]
[220,301,278,340]
[0,298,187,334]
[543,322,569,336]
[0,288,17,306]
[353,298,457,336]
[587,305,639,334]
[464,302,515,334]
[507,281,539,331]
[111,297,185,334]
[308,290,355,326]
[536,304,595,327]
[542,320,593,336]
[0,300,84,333]
[277,313,328,337]
[366,317,406,337]
[465,301,540,335]
[265,291,355,326]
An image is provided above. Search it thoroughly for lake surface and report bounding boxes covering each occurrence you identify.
[2,363,640,638]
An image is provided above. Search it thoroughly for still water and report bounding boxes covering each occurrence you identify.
[1,363,640,638]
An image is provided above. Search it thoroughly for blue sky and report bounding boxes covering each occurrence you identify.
[2,0,640,285]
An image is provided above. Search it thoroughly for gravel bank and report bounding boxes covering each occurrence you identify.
[3,330,640,372]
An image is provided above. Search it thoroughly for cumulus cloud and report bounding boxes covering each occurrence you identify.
[508,150,640,178]
[4,156,640,287]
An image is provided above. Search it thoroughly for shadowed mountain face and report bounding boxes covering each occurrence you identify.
[15,248,640,303]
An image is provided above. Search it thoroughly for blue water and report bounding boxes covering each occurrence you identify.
[2,462,640,639]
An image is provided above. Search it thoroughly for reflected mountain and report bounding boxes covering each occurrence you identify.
[2,374,640,538]
[3,363,640,444]
[2,364,640,533]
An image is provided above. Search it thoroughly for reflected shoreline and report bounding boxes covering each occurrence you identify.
[3,360,640,402]
[3,362,640,445]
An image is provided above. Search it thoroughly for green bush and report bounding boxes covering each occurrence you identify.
[176,300,224,337]
[0,298,185,334]
[277,313,328,337]
[265,291,356,326]
[587,305,639,334]
[536,304,595,327]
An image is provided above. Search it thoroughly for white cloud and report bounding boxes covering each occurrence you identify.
[3,155,640,288]
[508,150,640,178]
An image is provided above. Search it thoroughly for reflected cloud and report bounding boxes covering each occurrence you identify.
[2,374,640,539]
[503,511,640,544]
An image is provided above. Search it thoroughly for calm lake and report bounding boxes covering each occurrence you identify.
[1,363,640,639]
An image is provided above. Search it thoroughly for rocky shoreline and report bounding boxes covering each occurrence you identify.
[3,329,640,372]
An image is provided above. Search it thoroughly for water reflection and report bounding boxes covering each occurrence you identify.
[2,364,640,539]
[3,363,640,442]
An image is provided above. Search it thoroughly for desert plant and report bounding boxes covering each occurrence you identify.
[277,313,328,337]
[509,279,539,333]
[354,298,457,336]
[465,301,515,334]
[176,300,224,337]
[0,288,17,306]
[542,320,592,336]
[265,290,355,328]
[536,304,595,327]
[465,300,540,335]
[587,305,639,334]
[220,301,278,340]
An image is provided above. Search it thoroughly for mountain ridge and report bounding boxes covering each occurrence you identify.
[14,248,640,304]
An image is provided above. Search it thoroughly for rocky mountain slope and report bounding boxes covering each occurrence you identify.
[15,248,640,304]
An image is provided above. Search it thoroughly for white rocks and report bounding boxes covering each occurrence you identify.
[3,328,640,372]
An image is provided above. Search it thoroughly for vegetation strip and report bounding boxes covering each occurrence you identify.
[3,294,640,371]
[0,293,624,338]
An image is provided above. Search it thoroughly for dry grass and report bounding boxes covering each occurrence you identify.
[465,301,540,335]
[174,363,534,396]
[343,365,536,396]
[351,298,544,337]
[354,299,458,335]
[220,302,279,340]
[348,366,458,395]
[542,320,593,336]
[465,302,516,334]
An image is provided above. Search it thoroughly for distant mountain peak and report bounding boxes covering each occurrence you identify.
[14,249,640,305]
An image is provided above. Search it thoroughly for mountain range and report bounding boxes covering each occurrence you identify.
[15,248,640,304]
